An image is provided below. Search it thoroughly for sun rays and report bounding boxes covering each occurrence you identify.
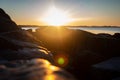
[41,6,75,26]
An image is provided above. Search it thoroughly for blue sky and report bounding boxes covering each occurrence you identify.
[0,0,120,26]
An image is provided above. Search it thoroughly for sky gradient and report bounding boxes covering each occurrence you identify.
[0,0,120,26]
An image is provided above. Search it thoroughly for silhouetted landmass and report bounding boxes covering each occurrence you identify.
[0,8,76,80]
[32,26,120,80]
[18,25,120,28]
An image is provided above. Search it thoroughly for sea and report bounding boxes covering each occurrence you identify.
[22,27,120,35]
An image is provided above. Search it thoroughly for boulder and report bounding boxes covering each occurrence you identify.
[0,8,53,62]
[0,8,20,33]
[0,59,76,80]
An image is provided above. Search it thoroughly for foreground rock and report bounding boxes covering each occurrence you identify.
[33,26,120,79]
[0,8,20,33]
[91,57,120,80]
[0,8,53,62]
[0,8,76,80]
[0,59,76,80]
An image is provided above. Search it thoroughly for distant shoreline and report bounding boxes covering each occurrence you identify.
[18,25,120,28]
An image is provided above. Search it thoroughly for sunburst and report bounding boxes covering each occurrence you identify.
[42,6,74,26]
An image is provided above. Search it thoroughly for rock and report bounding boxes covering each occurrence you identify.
[0,8,20,33]
[33,26,120,79]
[91,57,120,80]
[0,8,53,62]
[112,77,120,80]
[0,8,76,80]
[97,33,113,39]
[113,33,120,39]
[0,59,76,80]
[93,57,120,72]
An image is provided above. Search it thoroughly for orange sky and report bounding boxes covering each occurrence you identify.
[1,0,120,26]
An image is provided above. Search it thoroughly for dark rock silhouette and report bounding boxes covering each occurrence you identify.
[113,33,120,39]
[34,27,120,57]
[0,8,20,32]
[91,57,120,80]
[33,26,120,80]
[97,33,113,38]
[0,8,76,80]
[0,59,76,80]
[0,8,53,61]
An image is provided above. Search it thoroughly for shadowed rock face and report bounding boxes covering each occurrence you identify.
[33,22,120,79]
[0,8,53,62]
[0,8,20,33]
[0,8,76,80]
[0,8,38,43]
[0,59,76,80]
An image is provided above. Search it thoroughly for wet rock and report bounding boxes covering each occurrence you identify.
[33,26,120,79]
[0,8,53,62]
[0,8,77,80]
[113,33,120,39]
[91,57,120,80]
[97,33,113,39]
[0,59,76,80]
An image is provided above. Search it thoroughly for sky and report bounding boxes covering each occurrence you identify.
[0,0,120,26]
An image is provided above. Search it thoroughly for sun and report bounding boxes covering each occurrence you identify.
[42,7,74,26]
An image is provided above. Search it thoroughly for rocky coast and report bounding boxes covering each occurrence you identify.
[0,8,120,80]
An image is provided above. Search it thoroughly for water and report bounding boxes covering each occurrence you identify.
[22,27,120,35]
[22,27,38,32]
[69,27,120,35]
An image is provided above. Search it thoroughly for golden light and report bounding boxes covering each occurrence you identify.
[42,6,74,26]
[50,66,59,71]
[45,75,55,80]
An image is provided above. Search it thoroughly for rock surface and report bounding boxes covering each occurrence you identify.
[0,8,20,33]
[0,8,53,62]
[33,24,120,79]
[91,57,120,80]
[0,59,76,80]
[0,8,76,80]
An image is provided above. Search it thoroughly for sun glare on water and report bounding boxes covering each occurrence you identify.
[42,7,74,26]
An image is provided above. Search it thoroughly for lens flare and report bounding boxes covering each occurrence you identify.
[54,53,69,67]
[58,57,65,65]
